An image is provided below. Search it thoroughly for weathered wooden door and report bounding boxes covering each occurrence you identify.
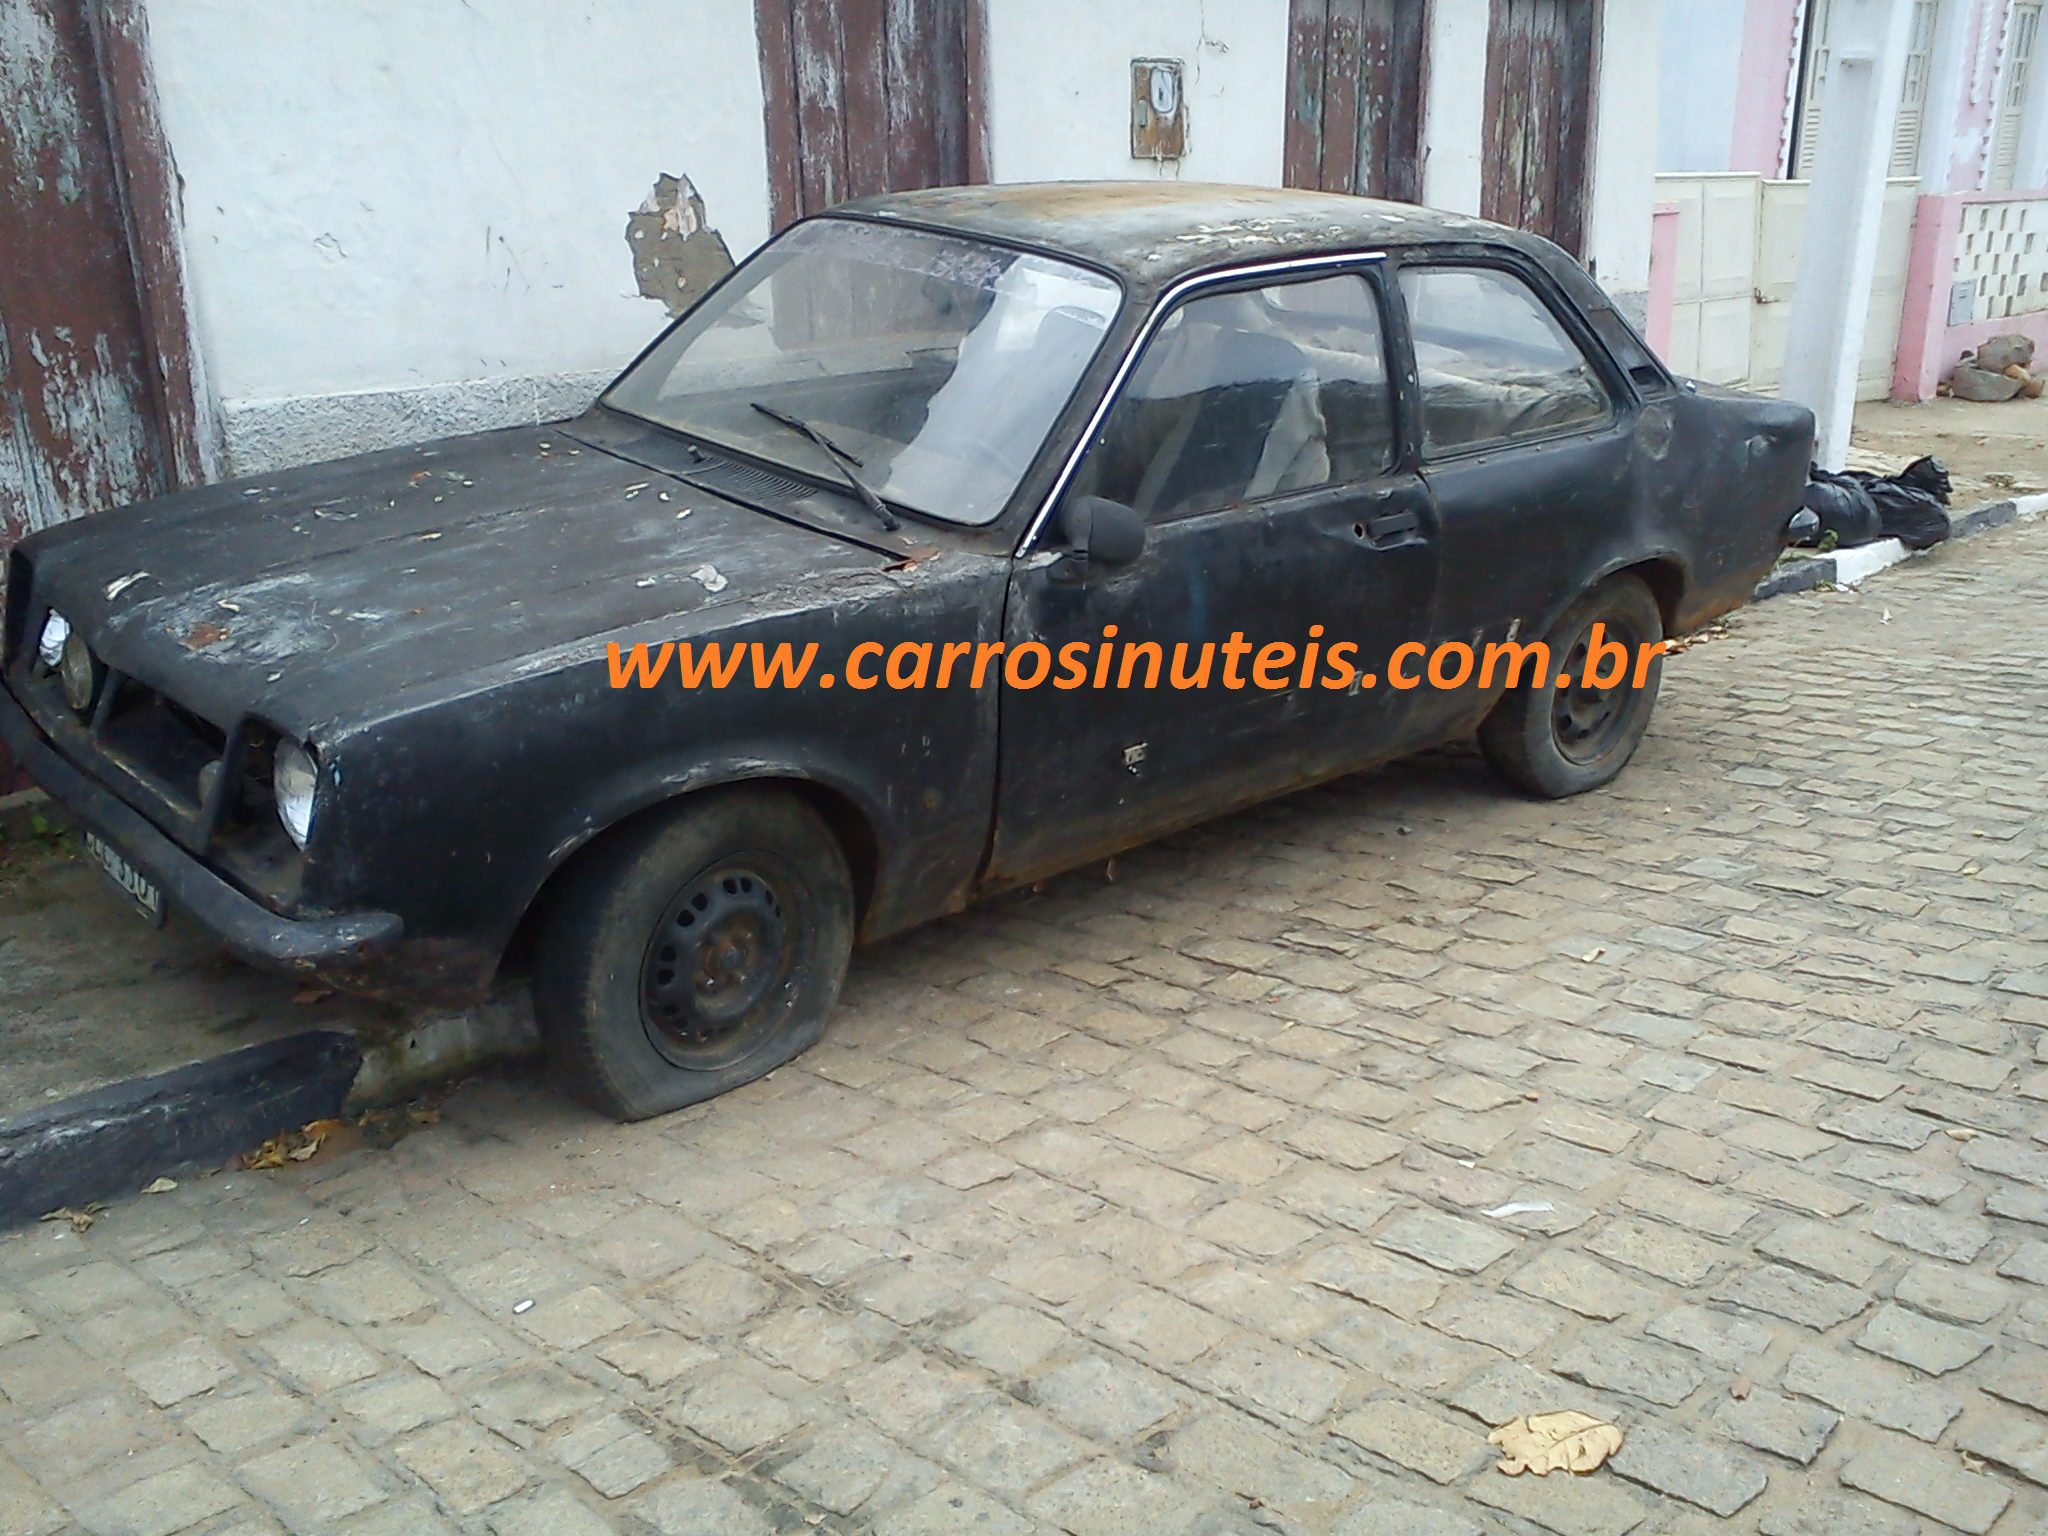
[1283,0,1426,201]
[755,0,989,232]
[1481,0,1597,254]
[0,0,204,552]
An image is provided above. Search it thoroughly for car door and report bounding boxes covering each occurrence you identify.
[988,264,1439,886]
[1391,256,1635,737]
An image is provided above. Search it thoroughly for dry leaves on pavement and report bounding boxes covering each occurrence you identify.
[38,1204,107,1233]
[241,1118,353,1170]
[1488,1411,1626,1476]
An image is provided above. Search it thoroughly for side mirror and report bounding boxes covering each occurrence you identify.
[1058,496,1145,570]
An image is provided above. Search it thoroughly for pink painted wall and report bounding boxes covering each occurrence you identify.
[1647,203,1682,357]
[1731,0,1805,174]
[1891,190,2048,398]
[1942,0,2011,191]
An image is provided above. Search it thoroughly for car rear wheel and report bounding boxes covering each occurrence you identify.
[534,788,854,1121]
[1478,573,1664,799]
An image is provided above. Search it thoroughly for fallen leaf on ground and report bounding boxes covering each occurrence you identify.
[1944,1127,1980,1141]
[40,1204,107,1233]
[243,1117,354,1170]
[1730,1378,1752,1400]
[141,1177,178,1195]
[1489,1410,1625,1476]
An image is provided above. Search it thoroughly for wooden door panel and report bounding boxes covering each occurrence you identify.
[1284,0,1424,201]
[758,0,987,231]
[1482,0,1595,254]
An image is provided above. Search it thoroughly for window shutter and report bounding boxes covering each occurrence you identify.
[1990,1,2042,192]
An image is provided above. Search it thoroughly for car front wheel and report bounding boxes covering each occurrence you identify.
[534,787,854,1121]
[1478,572,1665,799]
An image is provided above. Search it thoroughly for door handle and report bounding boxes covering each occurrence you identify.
[1364,508,1420,546]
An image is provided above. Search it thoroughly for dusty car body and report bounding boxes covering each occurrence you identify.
[2,183,1813,1118]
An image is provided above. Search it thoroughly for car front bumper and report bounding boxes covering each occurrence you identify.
[0,678,404,976]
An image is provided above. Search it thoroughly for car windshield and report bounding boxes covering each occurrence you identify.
[604,219,1123,526]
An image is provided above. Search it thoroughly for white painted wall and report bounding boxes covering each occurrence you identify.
[1589,0,1664,308]
[1423,0,1489,214]
[983,0,1289,185]
[1657,0,1745,171]
[144,0,770,469]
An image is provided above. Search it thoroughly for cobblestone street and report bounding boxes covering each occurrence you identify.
[2,519,2045,1536]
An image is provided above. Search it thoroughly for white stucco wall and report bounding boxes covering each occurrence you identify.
[144,0,770,472]
[1589,0,1663,309]
[1423,0,1490,213]
[983,0,1289,185]
[1656,0,1744,172]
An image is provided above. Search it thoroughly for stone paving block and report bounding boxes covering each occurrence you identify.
[1027,1351,1183,1441]
[1463,1457,1650,1536]
[486,1484,618,1536]
[1194,1334,1349,1425]
[77,1463,244,1536]
[1781,1346,1963,1443]
[1374,1210,1517,1276]
[1868,1205,1993,1263]
[1713,1263,1872,1331]
[769,1421,928,1516]
[1295,1243,1445,1318]
[632,1473,779,1536]
[1585,1216,1726,1285]
[1331,1398,1490,1484]
[1755,1219,1892,1287]
[237,1438,387,1527]
[1954,1408,2048,1490]
[1025,1458,1203,1536]
[1756,1493,1928,1536]
[1550,1333,1706,1408]
[1161,1409,1353,1522]
[1708,1387,1838,1465]
[1506,1250,1656,1320]
[553,1412,674,1499]
[1853,1302,1991,1375]
[667,1366,802,1454]
[872,1479,1031,1536]
[392,1419,528,1515]
[1609,1418,1767,1516]
[1838,1436,2012,1534]
[919,1397,1087,1499]
[1644,1304,1775,1368]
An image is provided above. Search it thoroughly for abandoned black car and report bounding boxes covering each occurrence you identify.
[1,184,1814,1120]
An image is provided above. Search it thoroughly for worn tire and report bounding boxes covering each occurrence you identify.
[533,788,854,1121]
[1478,573,1664,799]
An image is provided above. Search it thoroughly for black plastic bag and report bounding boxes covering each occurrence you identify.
[1860,480,1951,549]
[1799,469,1882,547]
[1839,455,1952,550]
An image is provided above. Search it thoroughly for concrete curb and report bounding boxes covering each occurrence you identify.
[1755,492,2042,601]
[0,1031,361,1230]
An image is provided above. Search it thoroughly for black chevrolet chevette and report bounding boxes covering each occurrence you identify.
[1,184,1813,1119]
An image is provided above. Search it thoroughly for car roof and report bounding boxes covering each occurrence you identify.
[834,181,1533,287]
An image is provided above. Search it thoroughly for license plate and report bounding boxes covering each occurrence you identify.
[84,831,165,927]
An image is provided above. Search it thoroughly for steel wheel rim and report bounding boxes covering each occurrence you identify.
[639,859,794,1068]
[1552,618,1641,765]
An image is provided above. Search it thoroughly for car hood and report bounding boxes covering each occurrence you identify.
[16,417,905,736]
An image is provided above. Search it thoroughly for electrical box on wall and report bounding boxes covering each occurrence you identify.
[1131,59,1186,160]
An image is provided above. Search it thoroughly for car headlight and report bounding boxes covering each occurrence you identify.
[37,611,70,669]
[274,739,319,849]
[59,630,100,714]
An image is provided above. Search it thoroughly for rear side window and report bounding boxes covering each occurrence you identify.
[1399,265,1613,457]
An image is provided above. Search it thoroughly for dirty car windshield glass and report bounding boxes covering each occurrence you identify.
[605,220,1122,526]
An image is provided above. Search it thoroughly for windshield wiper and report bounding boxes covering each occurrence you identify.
[748,402,900,532]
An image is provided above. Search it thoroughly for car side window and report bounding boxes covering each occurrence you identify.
[1398,265,1614,457]
[1069,273,1395,523]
